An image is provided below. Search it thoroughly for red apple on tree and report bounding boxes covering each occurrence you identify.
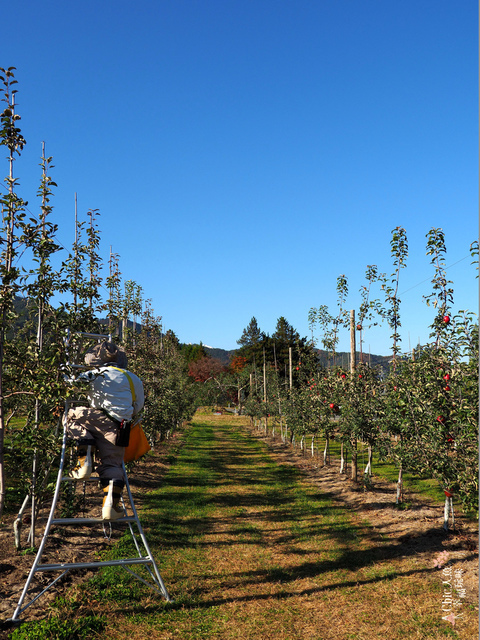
[443,315,450,324]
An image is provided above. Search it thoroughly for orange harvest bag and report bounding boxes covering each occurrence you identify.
[124,423,151,462]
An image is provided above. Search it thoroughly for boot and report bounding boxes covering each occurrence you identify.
[69,442,95,479]
[102,480,124,521]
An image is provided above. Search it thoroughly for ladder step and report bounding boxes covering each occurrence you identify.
[36,557,153,571]
[52,516,136,525]
[61,476,100,482]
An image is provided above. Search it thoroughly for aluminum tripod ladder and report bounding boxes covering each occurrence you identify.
[9,332,171,624]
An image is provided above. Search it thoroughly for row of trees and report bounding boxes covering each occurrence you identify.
[192,227,478,527]
[0,68,197,523]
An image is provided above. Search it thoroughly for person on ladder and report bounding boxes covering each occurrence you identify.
[66,341,144,521]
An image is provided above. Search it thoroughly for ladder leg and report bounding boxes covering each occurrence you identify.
[122,463,172,601]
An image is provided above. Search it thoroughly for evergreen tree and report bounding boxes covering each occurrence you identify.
[237,316,263,347]
[181,342,207,364]
[269,316,315,382]
[236,317,265,365]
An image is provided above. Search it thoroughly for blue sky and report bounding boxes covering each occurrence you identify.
[2,1,478,354]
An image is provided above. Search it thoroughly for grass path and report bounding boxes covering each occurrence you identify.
[12,415,476,639]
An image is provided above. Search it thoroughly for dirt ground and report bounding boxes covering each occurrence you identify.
[250,426,479,607]
[0,421,478,635]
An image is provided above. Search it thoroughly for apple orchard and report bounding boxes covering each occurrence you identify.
[239,228,478,528]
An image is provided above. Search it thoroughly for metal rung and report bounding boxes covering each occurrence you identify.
[36,557,153,572]
[52,516,135,525]
[61,476,100,482]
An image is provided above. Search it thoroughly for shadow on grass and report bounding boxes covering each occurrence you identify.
[77,419,472,624]
[139,422,458,576]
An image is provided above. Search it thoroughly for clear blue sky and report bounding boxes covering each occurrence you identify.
[2,1,478,355]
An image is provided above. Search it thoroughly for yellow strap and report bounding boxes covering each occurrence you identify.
[111,367,136,405]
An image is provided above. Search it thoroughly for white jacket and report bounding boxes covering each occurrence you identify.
[79,365,144,423]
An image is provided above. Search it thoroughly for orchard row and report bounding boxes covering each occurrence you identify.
[0,68,197,520]
[235,227,478,525]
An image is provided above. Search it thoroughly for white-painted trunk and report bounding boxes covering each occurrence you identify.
[300,435,305,451]
[396,466,403,504]
[340,442,346,474]
[311,435,315,457]
[364,445,372,477]
[443,495,454,531]
[323,438,329,465]
[14,494,31,550]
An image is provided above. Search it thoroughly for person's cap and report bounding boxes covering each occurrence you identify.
[84,341,128,368]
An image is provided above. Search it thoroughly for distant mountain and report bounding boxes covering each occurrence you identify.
[315,349,392,371]
[204,346,235,365]
[205,345,391,372]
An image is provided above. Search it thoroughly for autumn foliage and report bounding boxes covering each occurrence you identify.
[188,356,226,382]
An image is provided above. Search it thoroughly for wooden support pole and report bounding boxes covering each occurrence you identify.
[350,310,357,482]
[289,347,293,390]
[350,310,356,373]
[263,349,267,433]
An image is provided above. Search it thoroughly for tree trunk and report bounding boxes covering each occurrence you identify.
[0,405,5,519]
[396,465,403,504]
[340,442,347,474]
[364,445,372,477]
[443,495,454,531]
[323,437,329,465]
[29,452,38,547]
[0,303,8,518]
[351,439,357,482]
